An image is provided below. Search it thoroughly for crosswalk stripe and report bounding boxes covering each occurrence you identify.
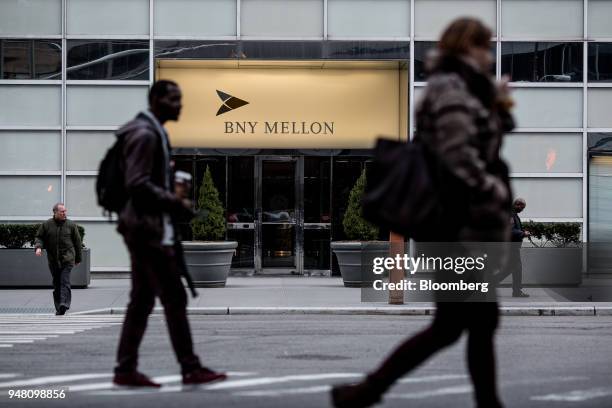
[70,372,256,393]
[0,374,20,380]
[206,373,362,390]
[0,340,34,343]
[234,385,331,397]
[531,388,612,402]
[0,374,112,389]
[388,385,473,399]
[0,345,12,348]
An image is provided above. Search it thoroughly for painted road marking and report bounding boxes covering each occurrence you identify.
[0,315,123,348]
[531,388,612,402]
[0,374,112,389]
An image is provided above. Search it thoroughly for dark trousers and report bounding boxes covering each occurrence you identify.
[495,247,523,294]
[367,302,502,408]
[115,244,201,375]
[50,264,72,312]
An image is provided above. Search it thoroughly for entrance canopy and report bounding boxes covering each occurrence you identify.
[156,59,408,149]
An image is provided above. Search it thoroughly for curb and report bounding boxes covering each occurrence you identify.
[73,306,612,316]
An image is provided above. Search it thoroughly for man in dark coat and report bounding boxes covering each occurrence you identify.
[35,203,82,315]
[495,198,530,297]
[112,80,226,387]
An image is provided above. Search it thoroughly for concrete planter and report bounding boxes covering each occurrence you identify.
[182,241,238,288]
[0,248,91,288]
[500,247,583,286]
[331,241,390,287]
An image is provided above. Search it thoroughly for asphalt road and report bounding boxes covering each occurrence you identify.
[1,314,611,408]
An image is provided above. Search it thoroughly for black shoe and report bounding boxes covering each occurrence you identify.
[56,305,67,315]
[113,371,161,387]
[512,290,530,298]
[182,367,227,385]
[331,382,382,408]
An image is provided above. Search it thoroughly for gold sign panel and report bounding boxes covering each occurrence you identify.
[157,60,407,149]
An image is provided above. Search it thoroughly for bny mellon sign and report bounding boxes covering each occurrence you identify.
[157,60,407,149]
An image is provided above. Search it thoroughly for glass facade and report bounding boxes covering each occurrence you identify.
[0,0,609,272]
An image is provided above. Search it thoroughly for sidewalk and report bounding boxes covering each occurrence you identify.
[1,277,611,316]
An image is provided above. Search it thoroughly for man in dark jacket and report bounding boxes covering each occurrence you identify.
[35,203,82,315]
[495,198,530,297]
[112,80,226,388]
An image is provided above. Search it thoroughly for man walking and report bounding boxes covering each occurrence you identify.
[496,198,530,297]
[112,80,226,387]
[35,203,82,315]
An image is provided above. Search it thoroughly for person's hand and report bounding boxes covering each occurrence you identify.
[181,199,193,210]
[76,262,80,266]
[35,248,42,257]
[524,230,531,237]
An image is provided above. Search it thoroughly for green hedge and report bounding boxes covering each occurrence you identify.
[521,221,580,248]
[0,224,85,249]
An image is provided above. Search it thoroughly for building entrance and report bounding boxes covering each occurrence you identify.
[256,157,302,274]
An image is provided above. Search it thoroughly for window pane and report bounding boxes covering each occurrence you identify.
[588,0,612,38]
[228,229,255,268]
[66,176,101,217]
[66,86,147,126]
[67,0,149,35]
[502,0,583,39]
[67,40,149,80]
[304,157,330,223]
[227,157,254,222]
[588,43,612,82]
[1,40,62,80]
[414,41,495,81]
[155,0,236,37]
[589,155,612,243]
[0,85,61,126]
[0,0,61,36]
[155,40,239,59]
[67,132,115,171]
[502,133,583,173]
[502,42,583,83]
[0,177,60,216]
[0,131,61,171]
[304,229,330,269]
[512,88,582,128]
[241,0,323,38]
[415,0,496,39]
[79,222,130,269]
[328,0,410,39]
[510,178,582,218]
[588,89,612,128]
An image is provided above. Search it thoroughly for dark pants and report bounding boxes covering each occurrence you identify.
[495,246,523,294]
[50,264,72,312]
[115,244,201,375]
[367,302,502,408]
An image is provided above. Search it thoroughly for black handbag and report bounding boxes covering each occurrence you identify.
[362,138,442,241]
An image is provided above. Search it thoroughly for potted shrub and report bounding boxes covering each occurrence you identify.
[501,221,583,286]
[183,165,237,287]
[0,224,90,288]
[331,169,388,287]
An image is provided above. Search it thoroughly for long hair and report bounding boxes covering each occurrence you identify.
[438,17,492,56]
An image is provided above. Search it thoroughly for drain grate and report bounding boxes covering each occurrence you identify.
[0,307,56,314]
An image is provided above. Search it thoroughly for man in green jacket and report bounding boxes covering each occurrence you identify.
[35,203,82,315]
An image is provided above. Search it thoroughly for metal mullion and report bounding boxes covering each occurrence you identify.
[237,0,241,39]
[61,0,67,205]
[30,39,36,79]
[323,0,328,40]
[149,0,154,84]
[583,0,589,242]
[496,0,501,80]
[409,0,415,141]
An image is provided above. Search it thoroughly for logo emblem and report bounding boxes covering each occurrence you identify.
[216,90,249,116]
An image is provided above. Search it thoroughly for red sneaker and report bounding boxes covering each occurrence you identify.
[113,372,161,388]
[182,367,227,385]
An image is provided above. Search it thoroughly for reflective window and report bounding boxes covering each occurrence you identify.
[501,42,582,83]
[227,157,254,222]
[304,229,330,269]
[1,40,61,79]
[304,157,331,223]
[589,43,612,82]
[414,41,495,81]
[67,40,149,80]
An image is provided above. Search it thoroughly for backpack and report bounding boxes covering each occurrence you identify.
[96,134,127,217]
